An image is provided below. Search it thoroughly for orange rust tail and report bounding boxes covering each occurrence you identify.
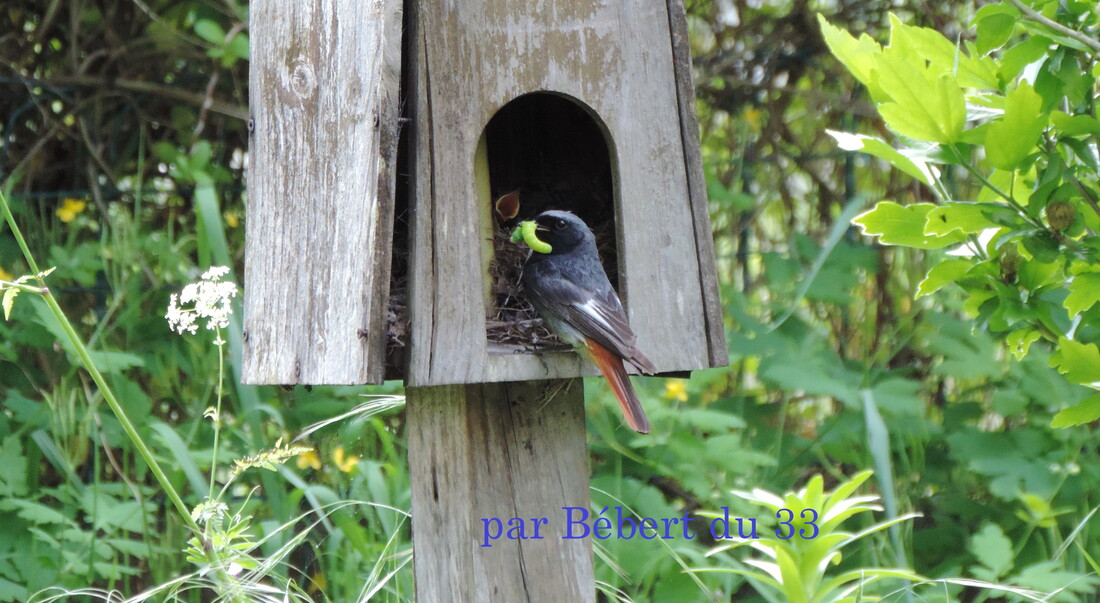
[585,339,651,434]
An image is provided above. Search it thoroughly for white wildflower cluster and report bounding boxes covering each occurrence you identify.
[166,266,238,344]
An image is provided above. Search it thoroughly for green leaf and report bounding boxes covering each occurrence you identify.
[28,296,144,374]
[969,523,1014,579]
[975,5,1020,55]
[2,286,16,320]
[86,350,145,374]
[817,15,881,87]
[0,577,28,602]
[874,52,966,143]
[985,83,1047,170]
[0,435,28,497]
[1065,272,1100,316]
[226,33,250,62]
[1022,231,1059,263]
[1013,560,1100,595]
[888,14,958,74]
[917,259,973,298]
[889,14,999,90]
[869,26,967,144]
[925,203,999,236]
[825,130,937,187]
[1006,328,1041,360]
[853,202,965,249]
[194,19,226,44]
[1051,395,1100,428]
[1050,338,1100,385]
[0,498,71,525]
[1052,111,1100,136]
[1000,36,1051,84]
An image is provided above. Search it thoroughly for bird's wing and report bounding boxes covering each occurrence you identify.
[528,273,656,374]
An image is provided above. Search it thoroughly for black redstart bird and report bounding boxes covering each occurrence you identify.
[515,210,655,433]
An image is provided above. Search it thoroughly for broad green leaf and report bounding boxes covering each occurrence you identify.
[969,523,1014,579]
[853,202,966,249]
[1050,338,1100,385]
[826,130,937,187]
[975,5,1020,55]
[1052,111,1100,136]
[888,14,958,74]
[925,203,999,236]
[1017,255,1060,291]
[1065,272,1100,316]
[1022,231,1060,263]
[964,287,997,316]
[985,83,1046,170]
[959,41,1004,90]
[817,15,881,87]
[1051,395,1100,428]
[888,14,999,90]
[1000,36,1051,84]
[874,51,965,143]
[917,258,973,297]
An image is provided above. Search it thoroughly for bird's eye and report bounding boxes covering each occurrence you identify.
[555,219,567,230]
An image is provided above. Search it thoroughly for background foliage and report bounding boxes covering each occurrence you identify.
[1,0,1099,601]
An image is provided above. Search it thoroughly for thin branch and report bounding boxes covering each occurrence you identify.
[1008,0,1100,55]
[34,75,249,120]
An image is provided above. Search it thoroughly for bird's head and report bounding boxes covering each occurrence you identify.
[513,210,593,255]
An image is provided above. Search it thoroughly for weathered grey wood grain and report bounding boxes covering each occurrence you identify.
[667,0,730,368]
[404,0,727,387]
[243,0,401,384]
[407,380,594,603]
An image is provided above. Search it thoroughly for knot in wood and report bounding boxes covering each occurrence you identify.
[287,58,317,101]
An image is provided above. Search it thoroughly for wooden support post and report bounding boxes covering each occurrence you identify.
[407,379,594,602]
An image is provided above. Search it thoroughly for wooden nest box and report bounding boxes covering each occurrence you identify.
[243,0,728,387]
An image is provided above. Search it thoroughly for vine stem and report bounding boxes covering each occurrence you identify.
[0,189,201,535]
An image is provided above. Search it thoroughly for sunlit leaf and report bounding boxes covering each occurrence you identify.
[853,201,965,248]
[1051,395,1100,428]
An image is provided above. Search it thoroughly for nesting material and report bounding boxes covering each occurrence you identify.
[485,222,563,349]
[384,215,619,365]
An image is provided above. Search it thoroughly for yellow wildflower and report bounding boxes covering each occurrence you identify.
[333,446,360,473]
[664,380,689,402]
[225,210,240,228]
[296,448,322,471]
[0,266,12,282]
[56,198,86,223]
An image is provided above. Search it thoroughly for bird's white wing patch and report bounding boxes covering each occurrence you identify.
[574,299,614,332]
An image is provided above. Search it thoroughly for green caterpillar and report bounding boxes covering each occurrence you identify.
[511,220,552,254]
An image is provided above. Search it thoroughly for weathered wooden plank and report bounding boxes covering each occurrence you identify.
[407,380,594,603]
[611,1,710,374]
[667,0,730,368]
[405,0,723,386]
[243,0,402,384]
